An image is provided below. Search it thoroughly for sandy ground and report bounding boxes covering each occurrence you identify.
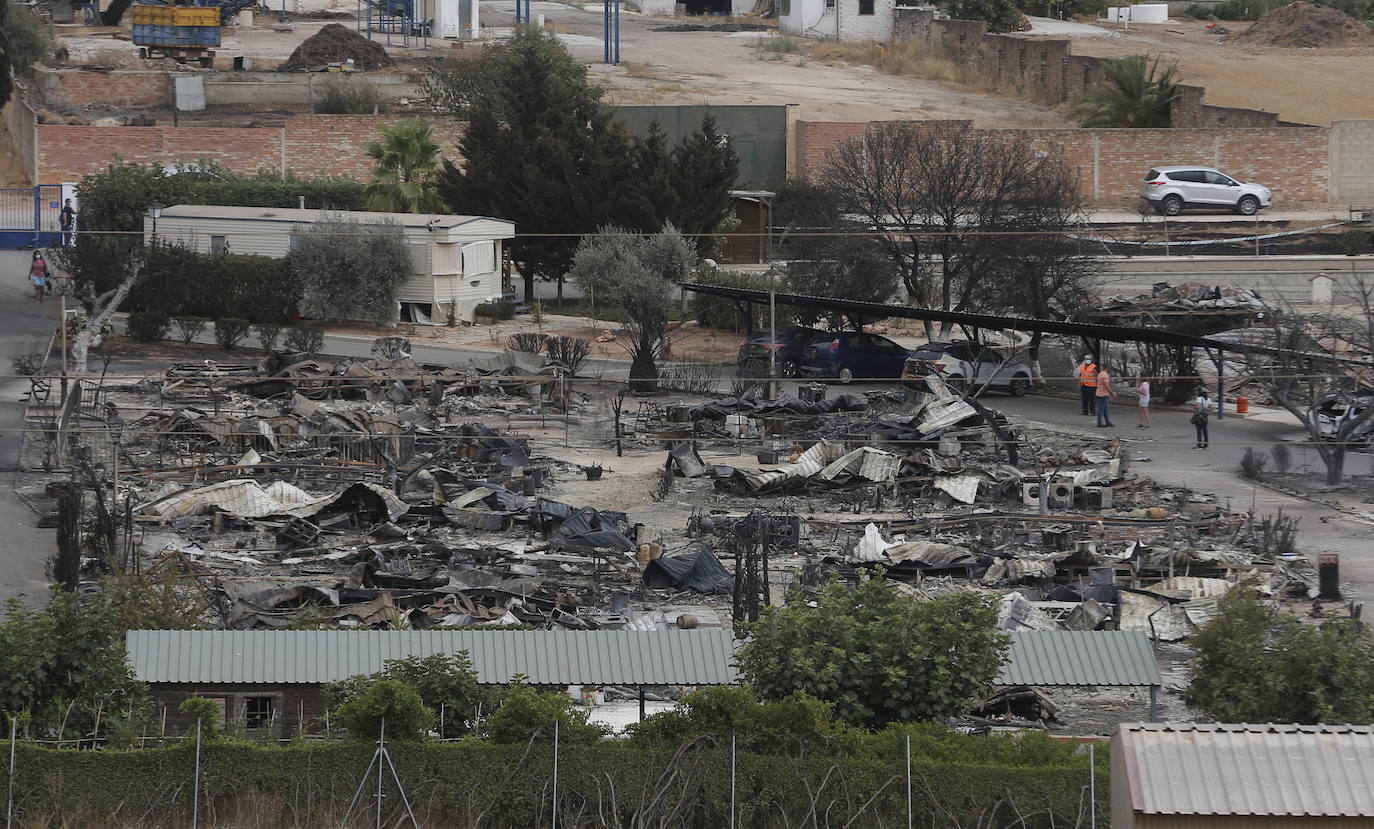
[1049,17,1374,127]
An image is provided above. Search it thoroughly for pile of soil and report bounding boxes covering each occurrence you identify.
[1235,2,1374,48]
[279,23,395,72]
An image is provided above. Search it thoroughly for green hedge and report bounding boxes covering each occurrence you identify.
[129,248,300,324]
[2,740,1106,828]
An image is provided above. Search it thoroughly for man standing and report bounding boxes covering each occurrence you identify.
[1078,355,1097,416]
[59,199,77,247]
[1095,365,1116,427]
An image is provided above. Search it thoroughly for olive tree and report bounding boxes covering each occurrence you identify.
[569,224,695,391]
[287,216,411,325]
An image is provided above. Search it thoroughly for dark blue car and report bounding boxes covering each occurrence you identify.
[801,332,911,384]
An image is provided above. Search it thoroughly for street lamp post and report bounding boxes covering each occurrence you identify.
[147,202,163,244]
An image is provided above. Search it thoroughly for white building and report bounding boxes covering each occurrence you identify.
[778,0,894,42]
[145,205,515,324]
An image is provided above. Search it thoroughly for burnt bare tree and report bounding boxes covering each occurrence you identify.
[1247,274,1374,486]
[819,122,1091,344]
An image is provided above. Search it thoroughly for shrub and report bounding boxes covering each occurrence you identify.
[484,685,609,744]
[1183,2,1216,17]
[11,353,44,376]
[475,299,516,321]
[172,317,207,344]
[371,336,411,360]
[335,679,433,741]
[1237,446,1269,479]
[507,332,546,353]
[5,6,54,78]
[133,245,300,324]
[214,318,251,351]
[689,266,783,332]
[545,335,592,375]
[288,217,411,325]
[284,327,325,355]
[1271,443,1292,474]
[314,77,390,114]
[179,696,222,738]
[254,323,282,353]
[125,309,170,343]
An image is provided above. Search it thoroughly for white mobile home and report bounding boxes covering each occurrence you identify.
[145,206,516,324]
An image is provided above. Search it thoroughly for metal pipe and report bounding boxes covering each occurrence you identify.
[905,733,912,829]
[729,732,736,829]
[192,718,201,829]
[376,717,384,829]
[1090,741,1096,829]
[614,0,619,64]
[1149,685,1158,722]
[552,719,559,829]
[7,717,16,829]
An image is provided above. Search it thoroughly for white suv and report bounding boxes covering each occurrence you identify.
[1141,166,1272,216]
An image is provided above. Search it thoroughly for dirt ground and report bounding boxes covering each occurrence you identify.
[1052,17,1374,127]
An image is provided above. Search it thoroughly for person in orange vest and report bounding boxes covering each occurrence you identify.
[1078,355,1097,416]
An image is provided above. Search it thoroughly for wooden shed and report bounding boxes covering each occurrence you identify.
[144,205,516,324]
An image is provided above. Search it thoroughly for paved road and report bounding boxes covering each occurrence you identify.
[0,250,69,605]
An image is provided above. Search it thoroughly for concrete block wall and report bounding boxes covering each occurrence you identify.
[794,121,1332,206]
[1330,120,1374,206]
[35,69,171,109]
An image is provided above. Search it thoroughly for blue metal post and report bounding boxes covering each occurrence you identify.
[614,0,619,64]
[31,186,40,250]
[603,0,609,62]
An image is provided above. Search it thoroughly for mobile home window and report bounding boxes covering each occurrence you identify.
[858,0,873,13]
[780,0,790,13]
[210,235,228,254]
[462,241,496,276]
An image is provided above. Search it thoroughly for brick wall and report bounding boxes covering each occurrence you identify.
[35,69,171,109]
[795,121,1333,206]
[37,125,281,182]
[279,115,465,179]
[34,115,469,183]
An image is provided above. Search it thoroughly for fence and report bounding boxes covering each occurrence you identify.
[0,185,66,249]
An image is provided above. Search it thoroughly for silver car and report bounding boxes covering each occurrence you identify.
[1141,166,1272,216]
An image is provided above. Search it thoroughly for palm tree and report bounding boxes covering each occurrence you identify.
[1073,55,1181,128]
[363,120,442,213]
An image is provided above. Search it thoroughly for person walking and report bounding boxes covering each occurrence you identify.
[59,199,78,247]
[1136,375,1151,429]
[1078,355,1098,416]
[28,251,50,302]
[1192,392,1212,449]
[1095,365,1116,427]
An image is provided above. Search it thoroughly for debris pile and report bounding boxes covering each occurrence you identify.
[1236,2,1374,48]
[280,23,396,72]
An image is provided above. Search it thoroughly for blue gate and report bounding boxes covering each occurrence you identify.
[0,186,66,249]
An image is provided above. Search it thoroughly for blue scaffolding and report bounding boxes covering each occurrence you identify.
[357,0,431,47]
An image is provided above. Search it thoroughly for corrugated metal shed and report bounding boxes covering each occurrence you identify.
[996,630,1162,687]
[126,629,739,686]
[1118,723,1374,817]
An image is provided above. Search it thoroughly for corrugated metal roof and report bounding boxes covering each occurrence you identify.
[996,631,1162,687]
[1119,723,1374,817]
[126,629,738,686]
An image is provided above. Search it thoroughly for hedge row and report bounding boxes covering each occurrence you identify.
[127,247,300,324]
[2,740,1106,828]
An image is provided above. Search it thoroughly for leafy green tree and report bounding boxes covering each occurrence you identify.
[0,3,53,107]
[363,120,442,214]
[325,654,487,739]
[484,685,608,744]
[180,696,223,739]
[940,0,1023,32]
[568,224,695,391]
[618,121,680,236]
[433,28,637,303]
[1074,55,1181,128]
[1190,589,1374,724]
[736,577,1007,728]
[336,679,434,741]
[287,216,411,324]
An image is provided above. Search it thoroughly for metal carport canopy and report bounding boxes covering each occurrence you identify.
[678,282,1240,351]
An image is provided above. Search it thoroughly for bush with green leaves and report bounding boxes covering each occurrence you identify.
[626,686,847,755]
[254,323,282,353]
[314,77,390,114]
[688,265,787,332]
[371,336,411,360]
[284,327,325,355]
[484,685,609,744]
[1183,2,1216,17]
[287,217,411,325]
[325,654,488,740]
[129,242,300,324]
[180,696,223,738]
[214,318,251,351]
[475,299,516,321]
[507,332,547,353]
[335,679,434,741]
[1190,589,1374,724]
[736,575,1007,728]
[4,5,54,80]
[172,317,207,344]
[125,309,171,343]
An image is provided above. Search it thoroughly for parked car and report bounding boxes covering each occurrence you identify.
[737,326,827,377]
[1140,166,1272,216]
[800,332,911,384]
[901,341,1033,396]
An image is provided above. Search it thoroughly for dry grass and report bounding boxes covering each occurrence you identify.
[804,39,1059,107]
[621,60,668,79]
